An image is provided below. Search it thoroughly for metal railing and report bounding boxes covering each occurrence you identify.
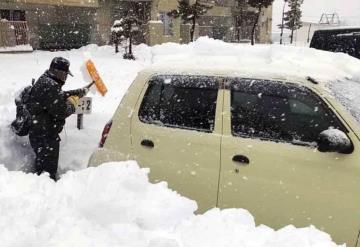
[0,20,29,47]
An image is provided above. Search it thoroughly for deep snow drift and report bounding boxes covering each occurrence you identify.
[1,37,360,172]
[0,161,341,247]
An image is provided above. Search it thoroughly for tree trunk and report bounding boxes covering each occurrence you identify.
[190,17,196,42]
[251,6,262,46]
[290,29,294,44]
[129,33,133,56]
[236,14,242,42]
[115,41,119,53]
[280,1,286,45]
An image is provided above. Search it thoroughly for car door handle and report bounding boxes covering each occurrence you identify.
[141,139,154,148]
[232,155,250,165]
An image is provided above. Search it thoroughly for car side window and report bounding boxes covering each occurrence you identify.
[231,79,347,144]
[139,75,218,132]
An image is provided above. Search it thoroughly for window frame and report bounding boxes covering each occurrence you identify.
[228,78,350,147]
[0,9,26,21]
[159,11,174,36]
[138,75,221,133]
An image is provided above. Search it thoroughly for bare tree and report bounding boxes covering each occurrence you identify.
[168,0,212,42]
[247,0,274,45]
[278,0,288,44]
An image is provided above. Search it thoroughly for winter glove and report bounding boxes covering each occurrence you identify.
[70,88,89,98]
[67,96,80,108]
[83,87,90,95]
[77,87,89,98]
[64,82,93,98]
[79,81,95,97]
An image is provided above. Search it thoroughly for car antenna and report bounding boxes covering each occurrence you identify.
[306,76,319,85]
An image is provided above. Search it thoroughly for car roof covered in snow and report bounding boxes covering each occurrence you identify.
[138,66,326,92]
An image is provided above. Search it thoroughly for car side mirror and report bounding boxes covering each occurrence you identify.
[317,129,354,154]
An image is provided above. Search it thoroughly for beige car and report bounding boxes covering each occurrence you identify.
[89,68,360,246]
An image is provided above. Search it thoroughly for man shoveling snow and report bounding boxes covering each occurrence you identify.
[12,57,90,180]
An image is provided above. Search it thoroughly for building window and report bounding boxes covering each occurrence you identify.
[0,10,11,20]
[159,12,173,36]
[213,26,227,40]
[236,11,257,40]
[12,10,26,21]
[0,9,26,21]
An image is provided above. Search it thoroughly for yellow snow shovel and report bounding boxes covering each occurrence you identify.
[85,59,108,96]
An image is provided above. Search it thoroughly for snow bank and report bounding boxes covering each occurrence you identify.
[150,37,360,83]
[1,37,360,172]
[0,162,340,247]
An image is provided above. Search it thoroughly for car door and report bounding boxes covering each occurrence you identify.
[131,75,223,212]
[218,78,360,246]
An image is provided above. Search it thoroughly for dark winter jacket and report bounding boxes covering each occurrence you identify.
[28,70,86,137]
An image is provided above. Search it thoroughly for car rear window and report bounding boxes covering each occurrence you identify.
[139,75,219,132]
[231,79,347,145]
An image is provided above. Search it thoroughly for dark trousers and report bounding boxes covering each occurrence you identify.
[29,134,60,180]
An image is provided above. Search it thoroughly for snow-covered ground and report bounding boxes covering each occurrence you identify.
[0,161,342,247]
[1,37,360,246]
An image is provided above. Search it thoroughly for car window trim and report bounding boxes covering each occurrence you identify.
[139,118,214,133]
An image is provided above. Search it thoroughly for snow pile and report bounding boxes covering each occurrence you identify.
[0,161,341,247]
[1,37,360,172]
[150,37,360,83]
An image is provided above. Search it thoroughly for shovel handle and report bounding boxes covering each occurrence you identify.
[86,81,95,89]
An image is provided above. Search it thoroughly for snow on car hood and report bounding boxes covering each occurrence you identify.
[0,161,341,247]
[327,79,360,124]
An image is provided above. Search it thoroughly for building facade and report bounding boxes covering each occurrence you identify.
[0,0,102,49]
[142,0,273,45]
[0,0,272,49]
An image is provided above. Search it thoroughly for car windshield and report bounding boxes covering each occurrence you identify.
[328,79,360,124]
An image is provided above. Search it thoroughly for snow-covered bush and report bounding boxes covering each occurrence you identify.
[111,17,142,59]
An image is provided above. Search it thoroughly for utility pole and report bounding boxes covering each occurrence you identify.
[306,23,312,43]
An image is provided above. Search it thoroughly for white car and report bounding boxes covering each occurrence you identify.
[89,68,360,246]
